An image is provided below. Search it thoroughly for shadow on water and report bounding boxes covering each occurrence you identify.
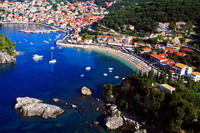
[0,63,16,73]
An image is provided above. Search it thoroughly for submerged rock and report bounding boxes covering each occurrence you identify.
[15,97,64,119]
[0,52,17,64]
[81,86,92,96]
[93,121,99,125]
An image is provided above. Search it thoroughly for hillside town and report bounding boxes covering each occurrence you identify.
[0,0,112,30]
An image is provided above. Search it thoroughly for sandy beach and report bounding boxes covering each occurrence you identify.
[56,42,151,73]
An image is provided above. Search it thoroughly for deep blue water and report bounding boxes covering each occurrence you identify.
[0,24,137,133]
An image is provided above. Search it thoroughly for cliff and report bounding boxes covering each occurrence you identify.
[0,51,18,64]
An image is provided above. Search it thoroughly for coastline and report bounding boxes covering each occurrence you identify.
[0,22,66,33]
[56,42,151,73]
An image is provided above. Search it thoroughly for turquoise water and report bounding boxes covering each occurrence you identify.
[0,24,137,133]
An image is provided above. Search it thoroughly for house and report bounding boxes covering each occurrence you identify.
[84,39,92,44]
[190,72,200,82]
[97,35,108,42]
[141,48,151,53]
[134,42,151,48]
[161,60,176,67]
[181,48,194,53]
[176,21,186,29]
[165,48,186,57]
[174,63,192,76]
[155,44,166,50]
[157,22,169,31]
[159,84,176,93]
[150,54,168,63]
[123,25,135,30]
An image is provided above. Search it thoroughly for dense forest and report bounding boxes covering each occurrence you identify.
[107,0,152,11]
[100,0,200,32]
[0,34,16,55]
[104,71,200,132]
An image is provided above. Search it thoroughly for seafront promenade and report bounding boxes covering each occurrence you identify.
[56,41,151,73]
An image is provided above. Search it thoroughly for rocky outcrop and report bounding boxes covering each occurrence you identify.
[105,104,124,130]
[0,52,16,64]
[105,104,143,131]
[81,86,92,96]
[15,97,64,119]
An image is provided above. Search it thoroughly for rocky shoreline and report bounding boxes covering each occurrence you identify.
[0,51,19,64]
[14,87,146,132]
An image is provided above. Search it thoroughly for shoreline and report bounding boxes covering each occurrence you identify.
[56,42,151,73]
[0,22,66,33]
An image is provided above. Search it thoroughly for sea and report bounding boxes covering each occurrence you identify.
[0,24,138,133]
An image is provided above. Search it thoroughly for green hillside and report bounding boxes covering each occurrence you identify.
[100,0,200,32]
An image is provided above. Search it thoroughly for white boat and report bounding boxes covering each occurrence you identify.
[44,40,49,43]
[103,73,108,76]
[33,54,43,60]
[80,74,84,77]
[108,68,113,71]
[59,47,62,49]
[85,67,91,71]
[49,50,56,64]
[49,59,56,64]
[114,76,119,79]
[50,47,54,50]
[109,70,112,73]
[48,38,52,41]
[30,42,34,44]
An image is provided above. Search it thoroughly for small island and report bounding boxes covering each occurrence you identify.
[0,34,18,64]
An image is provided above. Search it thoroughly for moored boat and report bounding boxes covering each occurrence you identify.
[85,67,91,71]
[33,54,43,60]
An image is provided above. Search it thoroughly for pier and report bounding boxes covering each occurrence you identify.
[19,28,59,33]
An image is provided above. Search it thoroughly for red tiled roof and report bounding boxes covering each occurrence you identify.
[143,48,151,50]
[176,51,186,56]
[150,54,167,60]
[162,60,176,66]
[181,48,194,52]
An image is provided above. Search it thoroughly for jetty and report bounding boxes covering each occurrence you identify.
[19,28,58,34]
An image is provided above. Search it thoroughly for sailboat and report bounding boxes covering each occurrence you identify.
[49,50,56,64]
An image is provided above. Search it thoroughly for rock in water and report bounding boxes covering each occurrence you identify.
[52,98,60,102]
[81,86,92,96]
[15,97,64,119]
[105,115,124,130]
[15,97,43,109]
[0,52,16,64]
[105,104,124,130]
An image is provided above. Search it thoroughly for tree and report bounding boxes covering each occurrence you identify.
[186,21,193,35]
[169,22,176,30]
[0,34,16,55]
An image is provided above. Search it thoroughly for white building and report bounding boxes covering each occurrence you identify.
[174,63,192,76]
[190,72,200,82]
[84,39,93,44]
[159,84,176,93]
